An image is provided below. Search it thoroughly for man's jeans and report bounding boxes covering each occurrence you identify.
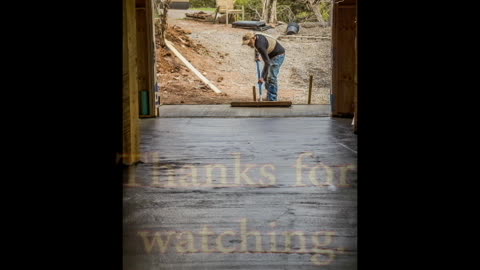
[260,54,285,101]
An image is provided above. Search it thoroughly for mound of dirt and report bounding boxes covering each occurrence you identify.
[156,25,233,104]
[164,25,209,55]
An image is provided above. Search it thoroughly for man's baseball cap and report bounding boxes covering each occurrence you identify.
[242,32,255,45]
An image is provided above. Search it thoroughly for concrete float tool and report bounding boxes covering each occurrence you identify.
[230,59,292,107]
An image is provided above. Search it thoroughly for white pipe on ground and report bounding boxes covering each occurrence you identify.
[164,40,223,94]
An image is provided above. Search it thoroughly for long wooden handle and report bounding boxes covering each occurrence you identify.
[308,75,313,104]
[256,60,263,100]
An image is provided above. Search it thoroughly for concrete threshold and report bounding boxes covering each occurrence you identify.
[157,104,331,118]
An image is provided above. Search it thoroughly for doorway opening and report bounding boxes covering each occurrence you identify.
[154,0,334,106]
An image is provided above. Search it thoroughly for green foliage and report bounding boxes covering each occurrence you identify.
[279,0,308,15]
[296,11,315,22]
[234,0,262,20]
[185,0,332,23]
[235,0,262,7]
[277,0,317,23]
[190,0,216,8]
[319,1,331,22]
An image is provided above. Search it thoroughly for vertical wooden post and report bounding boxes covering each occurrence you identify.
[253,86,257,101]
[136,5,149,116]
[331,2,356,116]
[308,75,313,104]
[146,0,159,117]
[354,1,358,133]
[123,0,141,165]
[331,0,337,114]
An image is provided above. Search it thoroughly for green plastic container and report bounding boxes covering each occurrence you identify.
[140,90,150,115]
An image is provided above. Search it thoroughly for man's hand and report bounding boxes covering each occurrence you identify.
[258,78,265,84]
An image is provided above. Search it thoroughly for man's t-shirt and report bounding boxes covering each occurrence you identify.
[254,34,285,80]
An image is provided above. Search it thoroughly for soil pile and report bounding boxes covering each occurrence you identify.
[156,25,231,104]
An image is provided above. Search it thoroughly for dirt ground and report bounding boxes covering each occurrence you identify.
[157,9,332,105]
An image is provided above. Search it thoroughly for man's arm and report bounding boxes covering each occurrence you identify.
[254,50,260,61]
[255,36,271,81]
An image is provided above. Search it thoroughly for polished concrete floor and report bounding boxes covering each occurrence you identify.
[123,117,357,269]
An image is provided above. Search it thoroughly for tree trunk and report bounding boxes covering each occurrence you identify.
[307,0,327,27]
[159,0,171,48]
[262,0,277,24]
[329,0,333,26]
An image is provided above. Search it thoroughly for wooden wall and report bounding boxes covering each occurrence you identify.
[331,0,357,117]
[354,2,357,132]
[123,0,141,165]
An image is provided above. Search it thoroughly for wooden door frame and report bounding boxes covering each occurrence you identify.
[331,0,357,117]
[136,0,158,118]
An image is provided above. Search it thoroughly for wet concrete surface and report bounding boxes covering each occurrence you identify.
[158,105,331,118]
[123,117,357,269]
